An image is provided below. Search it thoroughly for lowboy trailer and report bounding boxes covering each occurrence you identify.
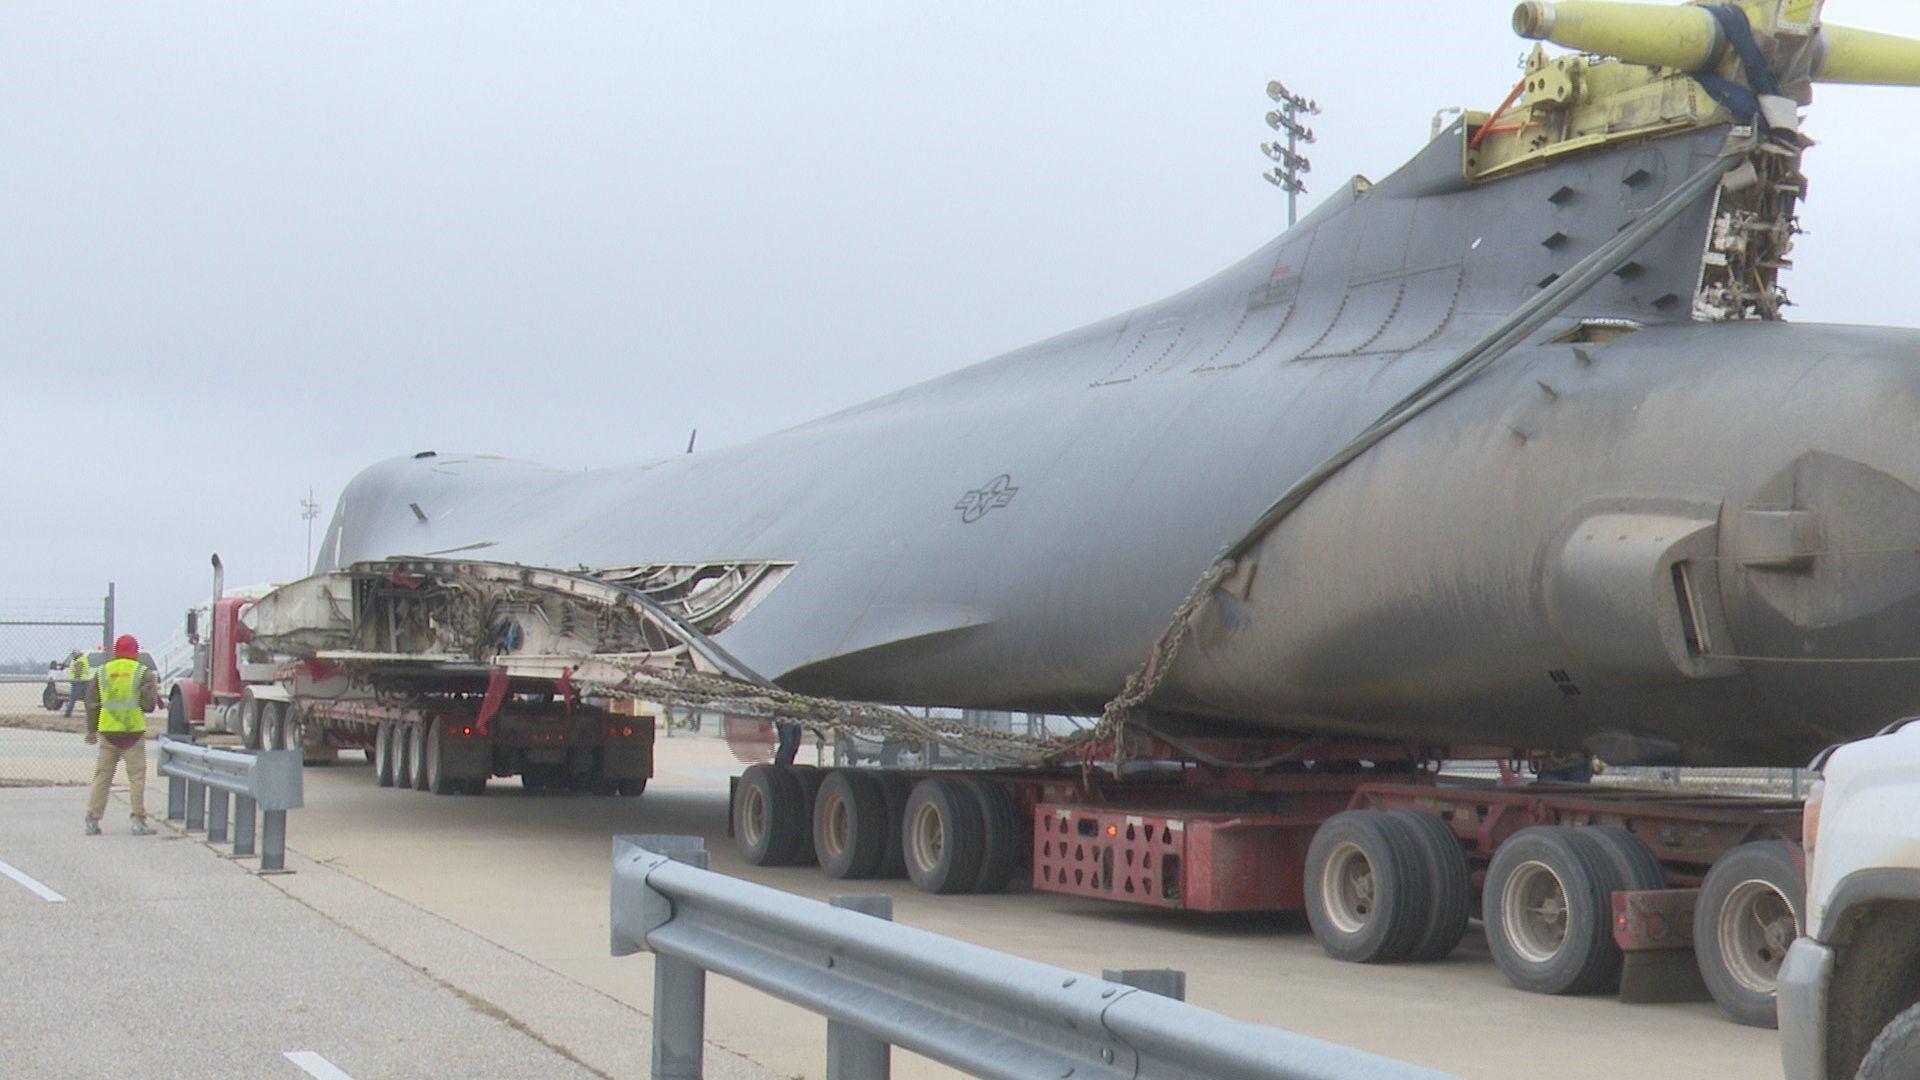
[731,734,1807,1028]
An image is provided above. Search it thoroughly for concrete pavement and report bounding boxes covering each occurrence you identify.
[0,782,774,1080]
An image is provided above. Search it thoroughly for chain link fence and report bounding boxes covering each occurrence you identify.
[0,588,160,789]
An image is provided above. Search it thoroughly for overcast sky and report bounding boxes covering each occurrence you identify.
[6,2,1920,655]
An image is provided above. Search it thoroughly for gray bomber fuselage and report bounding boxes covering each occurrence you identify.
[323,122,1920,766]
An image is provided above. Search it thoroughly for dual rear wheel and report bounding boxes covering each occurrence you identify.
[733,766,1022,894]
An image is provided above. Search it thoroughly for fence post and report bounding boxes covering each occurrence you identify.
[827,895,893,1080]
[651,843,711,1080]
[167,774,186,822]
[260,809,287,872]
[1103,968,1188,1001]
[233,794,257,857]
[206,788,230,844]
[102,583,114,651]
[185,780,206,831]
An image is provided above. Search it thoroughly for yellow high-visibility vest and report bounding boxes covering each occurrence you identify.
[69,654,91,680]
[95,658,147,734]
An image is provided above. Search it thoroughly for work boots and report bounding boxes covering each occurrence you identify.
[130,819,155,836]
[83,817,101,836]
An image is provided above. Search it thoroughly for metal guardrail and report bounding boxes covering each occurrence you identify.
[611,834,1453,1080]
[158,736,303,872]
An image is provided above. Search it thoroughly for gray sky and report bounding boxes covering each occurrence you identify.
[6,2,1920,652]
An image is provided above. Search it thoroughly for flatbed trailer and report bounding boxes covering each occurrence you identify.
[729,734,1808,1029]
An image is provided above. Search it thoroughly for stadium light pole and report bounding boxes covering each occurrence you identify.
[1263,80,1321,227]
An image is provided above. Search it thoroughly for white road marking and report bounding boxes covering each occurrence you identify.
[284,1052,353,1079]
[0,858,66,903]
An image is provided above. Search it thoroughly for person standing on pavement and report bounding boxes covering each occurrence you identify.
[83,634,158,836]
[63,649,91,718]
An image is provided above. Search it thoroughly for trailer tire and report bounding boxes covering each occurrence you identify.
[1305,811,1428,964]
[408,722,429,790]
[904,777,987,895]
[788,766,824,866]
[424,719,458,795]
[873,772,913,879]
[735,765,807,866]
[961,776,1022,895]
[374,722,396,787]
[1483,826,1624,995]
[616,778,646,797]
[1695,840,1803,1028]
[814,770,889,880]
[261,702,288,752]
[240,697,263,749]
[1584,827,1667,894]
[1386,810,1471,962]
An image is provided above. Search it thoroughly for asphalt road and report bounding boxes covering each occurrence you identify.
[263,728,1784,1080]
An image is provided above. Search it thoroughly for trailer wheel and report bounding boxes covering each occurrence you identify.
[814,770,889,880]
[424,719,458,795]
[873,772,912,879]
[261,702,288,752]
[903,777,987,895]
[1695,840,1803,1028]
[1483,826,1624,995]
[1584,826,1667,894]
[788,766,824,866]
[616,778,646,797]
[1304,811,1428,963]
[735,765,807,866]
[373,722,396,787]
[1386,810,1471,962]
[961,776,1022,895]
[407,722,430,790]
[240,698,263,749]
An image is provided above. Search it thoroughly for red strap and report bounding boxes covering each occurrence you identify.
[556,667,573,714]
[475,668,508,736]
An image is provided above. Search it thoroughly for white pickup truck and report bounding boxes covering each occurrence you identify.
[1781,718,1920,1079]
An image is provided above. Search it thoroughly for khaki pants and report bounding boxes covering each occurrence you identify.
[85,738,147,822]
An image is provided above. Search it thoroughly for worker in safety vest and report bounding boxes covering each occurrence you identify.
[83,634,159,835]
[64,650,91,718]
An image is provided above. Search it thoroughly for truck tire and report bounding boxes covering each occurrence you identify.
[1584,826,1667,894]
[788,766,824,867]
[1695,840,1803,1028]
[1858,1000,1920,1080]
[1304,811,1429,964]
[1386,810,1470,962]
[873,772,912,879]
[408,722,430,790]
[241,698,263,749]
[814,770,889,880]
[735,765,808,866]
[961,776,1022,895]
[903,777,986,895]
[424,720,458,795]
[42,683,59,712]
[261,702,288,752]
[1483,826,1624,995]
[374,722,396,787]
[615,778,646,797]
[167,691,190,736]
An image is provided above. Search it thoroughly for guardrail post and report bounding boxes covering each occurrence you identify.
[647,839,710,1080]
[185,779,206,831]
[206,787,229,844]
[1103,968,1187,1001]
[827,895,893,1080]
[233,794,256,857]
[167,774,185,822]
[260,810,287,872]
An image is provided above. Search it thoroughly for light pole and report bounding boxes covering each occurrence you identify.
[1263,80,1321,227]
[300,487,321,571]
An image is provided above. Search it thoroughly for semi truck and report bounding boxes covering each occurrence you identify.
[167,555,657,796]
